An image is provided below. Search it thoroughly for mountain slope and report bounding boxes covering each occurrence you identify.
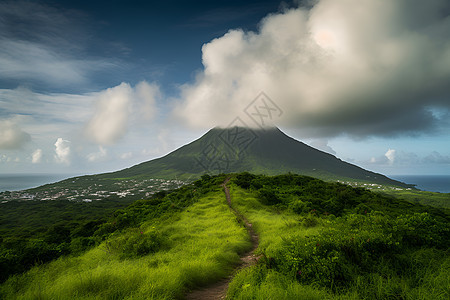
[101,127,409,187]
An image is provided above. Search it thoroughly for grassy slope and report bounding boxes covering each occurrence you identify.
[226,182,449,299]
[226,186,334,299]
[379,189,450,209]
[0,188,250,299]
[96,127,409,188]
[1,174,448,299]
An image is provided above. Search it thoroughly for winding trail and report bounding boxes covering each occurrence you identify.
[185,178,260,300]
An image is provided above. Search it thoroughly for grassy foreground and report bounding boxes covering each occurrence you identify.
[0,177,250,299]
[226,174,449,299]
[1,173,449,299]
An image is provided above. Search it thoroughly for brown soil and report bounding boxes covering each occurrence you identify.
[185,178,260,300]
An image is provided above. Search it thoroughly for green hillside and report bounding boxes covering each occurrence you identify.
[99,127,412,188]
[1,173,448,299]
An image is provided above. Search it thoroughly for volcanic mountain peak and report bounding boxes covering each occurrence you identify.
[103,126,410,188]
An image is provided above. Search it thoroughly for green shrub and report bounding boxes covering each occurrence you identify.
[265,211,448,292]
[258,188,282,205]
[103,228,166,259]
[290,199,311,214]
[302,215,319,228]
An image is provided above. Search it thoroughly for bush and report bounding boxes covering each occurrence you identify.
[258,188,282,205]
[267,212,448,291]
[302,215,319,228]
[103,228,166,259]
[235,172,256,189]
[70,237,97,254]
[290,200,311,214]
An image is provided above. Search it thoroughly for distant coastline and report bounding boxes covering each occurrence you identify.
[390,175,450,193]
[1,173,449,194]
[0,174,77,192]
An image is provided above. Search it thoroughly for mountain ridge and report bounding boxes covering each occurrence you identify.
[99,126,411,188]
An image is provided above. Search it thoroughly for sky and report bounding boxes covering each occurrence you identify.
[0,0,449,176]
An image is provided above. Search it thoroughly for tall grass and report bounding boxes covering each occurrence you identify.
[227,185,322,256]
[380,189,450,209]
[0,190,251,299]
[2,175,448,299]
[226,185,335,299]
[226,184,449,300]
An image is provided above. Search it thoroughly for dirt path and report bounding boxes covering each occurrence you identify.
[185,178,259,300]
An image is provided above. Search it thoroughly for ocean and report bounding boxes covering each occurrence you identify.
[0,174,77,192]
[0,174,449,193]
[390,175,450,193]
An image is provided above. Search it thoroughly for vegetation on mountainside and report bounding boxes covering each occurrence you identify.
[88,127,412,188]
[1,175,252,299]
[0,198,135,282]
[380,188,450,209]
[0,176,206,283]
[227,173,449,299]
[0,173,448,299]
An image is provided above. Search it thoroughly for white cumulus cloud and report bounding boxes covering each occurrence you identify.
[84,81,159,145]
[31,149,43,164]
[84,83,132,145]
[368,149,421,165]
[134,81,159,121]
[385,149,396,165]
[0,119,31,149]
[120,152,133,160]
[54,138,71,164]
[174,0,450,138]
[87,146,107,162]
[309,139,336,155]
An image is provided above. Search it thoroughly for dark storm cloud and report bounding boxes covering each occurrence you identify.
[175,0,450,138]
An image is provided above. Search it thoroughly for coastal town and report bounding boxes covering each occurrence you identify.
[336,180,414,191]
[0,176,417,204]
[0,177,187,203]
